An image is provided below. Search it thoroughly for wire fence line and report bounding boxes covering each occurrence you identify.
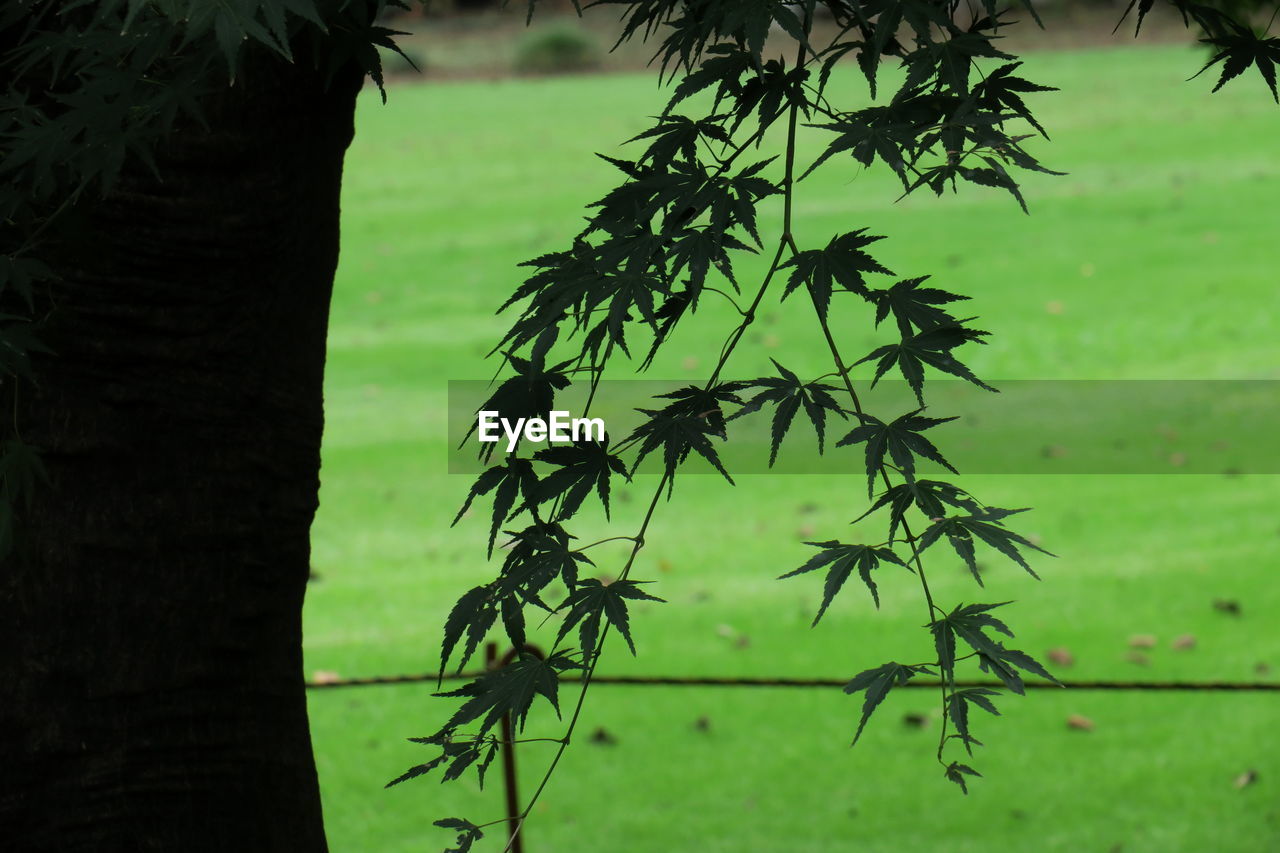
[309,645,1277,853]
[304,670,1280,692]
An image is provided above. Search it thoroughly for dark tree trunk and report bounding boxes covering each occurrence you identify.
[0,55,363,852]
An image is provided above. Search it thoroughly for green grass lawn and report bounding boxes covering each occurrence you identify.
[305,42,1280,852]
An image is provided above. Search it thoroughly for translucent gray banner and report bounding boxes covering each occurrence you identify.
[447,379,1279,476]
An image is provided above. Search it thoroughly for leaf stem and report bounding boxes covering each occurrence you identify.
[501,469,670,853]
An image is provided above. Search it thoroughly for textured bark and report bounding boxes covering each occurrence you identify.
[0,56,362,851]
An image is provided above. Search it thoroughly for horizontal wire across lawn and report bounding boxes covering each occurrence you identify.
[305,672,1280,691]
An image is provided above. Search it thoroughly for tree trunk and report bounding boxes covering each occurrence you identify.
[0,55,363,852]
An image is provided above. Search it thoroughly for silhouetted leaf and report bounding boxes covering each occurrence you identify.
[947,687,1001,755]
[439,585,495,676]
[853,478,980,541]
[836,410,959,495]
[780,230,893,319]
[973,62,1058,136]
[434,817,484,853]
[730,359,848,463]
[534,437,630,520]
[843,661,933,744]
[944,760,981,794]
[554,578,666,660]
[918,506,1054,584]
[436,650,581,736]
[868,276,969,337]
[780,541,909,618]
[453,456,540,557]
[1192,30,1280,102]
[855,321,995,404]
[496,522,591,602]
[929,601,1016,678]
[626,383,747,483]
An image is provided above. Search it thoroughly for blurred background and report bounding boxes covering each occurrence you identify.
[303,2,1280,850]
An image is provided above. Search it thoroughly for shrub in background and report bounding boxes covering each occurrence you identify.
[513,25,599,74]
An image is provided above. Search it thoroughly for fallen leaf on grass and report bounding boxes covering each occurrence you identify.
[1047,647,1075,667]
[1234,769,1258,789]
[1127,634,1157,649]
[1066,714,1095,732]
[1212,598,1241,616]
[902,712,929,729]
[589,727,617,746]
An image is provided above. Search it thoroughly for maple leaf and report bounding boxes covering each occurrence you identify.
[944,761,982,795]
[554,579,666,661]
[836,410,959,496]
[867,276,969,337]
[386,736,501,788]
[855,321,996,404]
[453,456,540,558]
[534,438,630,520]
[929,602,1060,693]
[495,522,592,603]
[628,113,733,170]
[843,661,934,745]
[436,650,581,736]
[433,817,484,853]
[972,62,1059,137]
[439,585,496,676]
[780,541,910,618]
[469,332,572,454]
[918,506,1055,585]
[730,359,848,464]
[853,479,981,542]
[626,382,747,484]
[947,687,1002,755]
[1192,30,1280,103]
[780,230,893,319]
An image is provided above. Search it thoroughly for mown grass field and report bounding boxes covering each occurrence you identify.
[304,42,1280,852]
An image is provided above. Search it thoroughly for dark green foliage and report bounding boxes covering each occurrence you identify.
[868,276,969,338]
[514,24,600,74]
[929,602,1060,693]
[1193,25,1280,102]
[440,584,495,676]
[624,383,747,483]
[453,455,541,556]
[854,321,996,403]
[836,410,959,495]
[436,650,581,737]
[432,818,484,853]
[919,506,1056,584]
[944,761,982,795]
[534,438,630,520]
[843,661,933,744]
[554,579,666,661]
[947,687,1001,754]
[779,230,892,319]
[337,0,1276,841]
[386,734,500,787]
[731,359,848,463]
[779,541,909,615]
[853,478,980,541]
[7,0,1277,849]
